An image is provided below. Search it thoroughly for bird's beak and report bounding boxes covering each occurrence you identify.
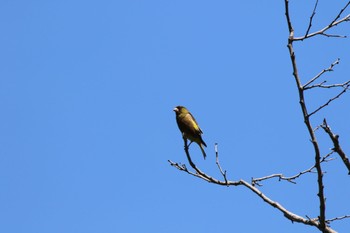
[173,107,178,112]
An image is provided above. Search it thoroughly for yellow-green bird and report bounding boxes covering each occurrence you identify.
[173,106,207,159]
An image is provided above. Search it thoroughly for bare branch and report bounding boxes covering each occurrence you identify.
[252,169,312,186]
[177,138,241,186]
[308,83,350,117]
[169,142,329,231]
[238,179,322,228]
[284,0,328,230]
[329,1,350,26]
[321,33,347,38]
[295,15,350,40]
[215,143,228,185]
[303,58,340,89]
[326,215,350,224]
[169,157,336,232]
[252,151,334,186]
[295,1,350,41]
[321,119,350,175]
[168,160,211,181]
[305,80,350,90]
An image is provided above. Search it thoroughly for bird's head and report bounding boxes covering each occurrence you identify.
[173,106,188,115]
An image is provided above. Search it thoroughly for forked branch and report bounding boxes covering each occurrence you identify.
[252,151,334,186]
[169,141,336,233]
[303,58,340,89]
[295,1,350,40]
[308,82,350,117]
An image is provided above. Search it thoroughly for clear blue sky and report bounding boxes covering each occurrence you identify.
[1,1,350,232]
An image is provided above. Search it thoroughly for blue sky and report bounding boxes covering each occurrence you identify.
[1,1,350,233]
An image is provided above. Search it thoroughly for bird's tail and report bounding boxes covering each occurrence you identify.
[199,143,207,159]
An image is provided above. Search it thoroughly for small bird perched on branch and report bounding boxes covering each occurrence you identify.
[173,106,207,159]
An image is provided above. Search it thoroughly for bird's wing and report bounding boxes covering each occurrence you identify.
[186,112,203,134]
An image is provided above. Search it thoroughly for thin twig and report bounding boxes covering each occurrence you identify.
[295,14,350,40]
[294,1,350,41]
[326,215,350,224]
[181,138,241,186]
[329,1,350,26]
[252,151,334,186]
[308,83,350,117]
[252,169,313,186]
[305,80,350,90]
[304,0,319,37]
[168,160,211,181]
[303,59,340,89]
[215,143,228,185]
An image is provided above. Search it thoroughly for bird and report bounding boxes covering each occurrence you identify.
[173,106,207,159]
